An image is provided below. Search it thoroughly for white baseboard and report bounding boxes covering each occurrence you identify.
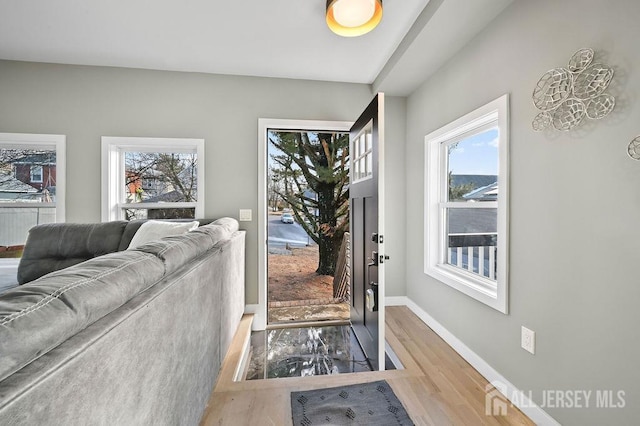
[386,296,559,426]
[385,296,410,306]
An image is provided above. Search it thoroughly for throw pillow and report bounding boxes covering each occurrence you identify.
[127,220,199,249]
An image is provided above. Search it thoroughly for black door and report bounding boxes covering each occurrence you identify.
[350,93,385,370]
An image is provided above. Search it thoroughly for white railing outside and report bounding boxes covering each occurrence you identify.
[447,244,497,280]
[0,206,56,246]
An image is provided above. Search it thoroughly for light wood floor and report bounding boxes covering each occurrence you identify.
[201,306,533,426]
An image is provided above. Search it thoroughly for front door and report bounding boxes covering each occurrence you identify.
[350,93,385,371]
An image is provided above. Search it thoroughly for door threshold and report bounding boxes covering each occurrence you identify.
[267,319,351,330]
[385,340,404,370]
[242,322,372,380]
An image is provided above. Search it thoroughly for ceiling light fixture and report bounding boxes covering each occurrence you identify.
[326,0,383,37]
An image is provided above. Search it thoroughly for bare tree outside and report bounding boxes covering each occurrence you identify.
[124,152,198,220]
[267,167,284,211]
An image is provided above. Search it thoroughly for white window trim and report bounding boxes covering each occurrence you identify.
[0,132,66,221]
[101,136,204,222]
[424,94,509,314]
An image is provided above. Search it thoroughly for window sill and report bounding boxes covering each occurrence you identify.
[425,263,507,314]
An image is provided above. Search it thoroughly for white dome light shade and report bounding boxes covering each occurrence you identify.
[326,0,382,37]
[333,0,375,27]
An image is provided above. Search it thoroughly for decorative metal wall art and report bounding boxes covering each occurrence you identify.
[628,136,640,160]
[532,48,615,131]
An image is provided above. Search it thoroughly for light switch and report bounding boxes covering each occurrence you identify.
[239,209,252,222]
[521,326,535,354]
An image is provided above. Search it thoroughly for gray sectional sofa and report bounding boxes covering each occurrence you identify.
[0,218,245,425]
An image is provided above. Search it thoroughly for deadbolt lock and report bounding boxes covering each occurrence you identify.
[371,233,384,244]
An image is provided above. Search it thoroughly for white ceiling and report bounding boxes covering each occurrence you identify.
[0,0,513,95]
[374,0,514,96]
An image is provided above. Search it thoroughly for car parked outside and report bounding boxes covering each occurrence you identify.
[281,212,294,224]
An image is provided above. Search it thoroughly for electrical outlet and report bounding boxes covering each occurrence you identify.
[239,209,252,222]
[521,326,535,354]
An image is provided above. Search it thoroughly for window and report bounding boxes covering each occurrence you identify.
[351,120,373,183]
[0,133,66,248]
[424,95,509,313]
[30,165,43,183]
[102,137,204,221]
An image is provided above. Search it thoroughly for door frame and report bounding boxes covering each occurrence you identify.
[256,118,352,331]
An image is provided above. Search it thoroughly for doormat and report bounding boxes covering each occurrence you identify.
[290,380,414,425]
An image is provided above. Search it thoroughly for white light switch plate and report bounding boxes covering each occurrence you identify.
[521,326,535,354]
[239,209,252,222]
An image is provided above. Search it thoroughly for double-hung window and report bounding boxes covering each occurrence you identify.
[102,137,204,221]
[424,95,509,313]
[0,133,66,247]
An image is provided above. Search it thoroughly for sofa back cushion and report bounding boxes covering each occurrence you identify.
[0,250,165,382]
[18,221,129,284]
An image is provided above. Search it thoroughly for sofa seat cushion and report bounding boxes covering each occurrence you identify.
[18,221,129,284]
[0,251,165,382]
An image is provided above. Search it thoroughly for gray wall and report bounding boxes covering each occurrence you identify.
[404,0,640,424]
[0,60,374,304]
[0,61,408,305]
[383,96,407,297]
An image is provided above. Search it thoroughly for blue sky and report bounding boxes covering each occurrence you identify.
[448,128,499,175]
